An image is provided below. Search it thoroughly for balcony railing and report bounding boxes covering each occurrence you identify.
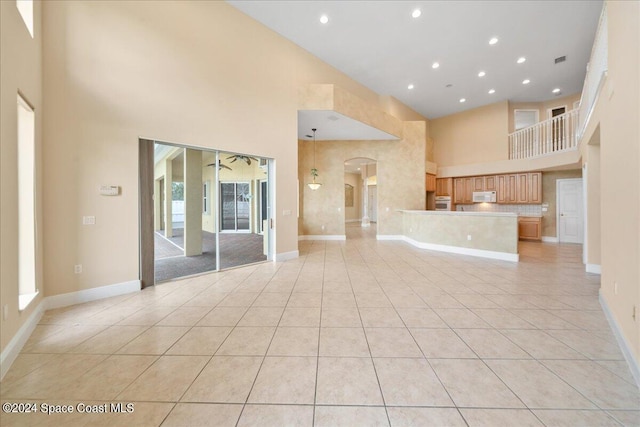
[577,2,608,139]
[508,108,579,160]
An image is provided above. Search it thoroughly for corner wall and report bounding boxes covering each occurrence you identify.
[1,1,44,354]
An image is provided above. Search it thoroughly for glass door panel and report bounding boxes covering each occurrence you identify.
[221,182,236,231]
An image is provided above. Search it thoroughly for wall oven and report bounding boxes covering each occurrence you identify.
[435,196,452,211]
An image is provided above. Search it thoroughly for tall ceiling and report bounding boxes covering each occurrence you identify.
[228,1,603,119]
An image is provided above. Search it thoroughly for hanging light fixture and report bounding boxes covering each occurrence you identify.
[308,128,322,190]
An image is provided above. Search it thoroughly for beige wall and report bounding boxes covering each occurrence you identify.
[588,1,640,363]
[541,169,583,237]
[509,93,582,133]
[299,122,427,237]
[584,140,601,267]
[344,173,362,222]
[36,0,431,308]
[1,1,44,352]
[432,101,510,167]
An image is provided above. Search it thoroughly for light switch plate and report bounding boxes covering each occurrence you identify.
[100,185,120,196]
[82,216,95,225]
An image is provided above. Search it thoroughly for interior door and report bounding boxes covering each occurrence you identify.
[558,178,583,243]
[220,182,250,232]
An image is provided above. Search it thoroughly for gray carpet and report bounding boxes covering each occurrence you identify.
[154,229,266,282]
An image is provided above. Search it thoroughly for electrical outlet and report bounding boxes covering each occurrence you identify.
[74,264,82,274]
[467,234,472,241]
[321,225,325,230]
[3,304,8,321]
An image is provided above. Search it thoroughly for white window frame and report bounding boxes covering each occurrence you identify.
[17,93,38,310]
[16,0,34,38]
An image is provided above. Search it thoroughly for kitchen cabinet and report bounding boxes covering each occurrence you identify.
[436,178,453,196]
[485,175,497,191]
[473,177,485,192]
[498,174,518,203]
[516,173,529,203]
[425,174,437,192]
[454,177,474,204]
[528,172,542,203]
[518,216,542,240]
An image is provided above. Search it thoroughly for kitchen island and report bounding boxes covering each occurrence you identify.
[396,210,519,261]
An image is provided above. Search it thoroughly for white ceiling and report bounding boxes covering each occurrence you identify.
[228,1,603,119]
[298,110,399,140]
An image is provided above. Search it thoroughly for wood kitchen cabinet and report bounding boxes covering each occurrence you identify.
[454,177,474,204]
[473,177,485,192]
[516,173,529,203]
[528,172,542,203]
[498,174,518,203]
[484,175,497,191]
[518,216,542,240]
[425,174,437,192]
[436,178,453,196]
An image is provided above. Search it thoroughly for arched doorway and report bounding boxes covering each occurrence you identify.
[344,157,377,239]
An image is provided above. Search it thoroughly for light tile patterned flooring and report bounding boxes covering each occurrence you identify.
[2,224,639,426]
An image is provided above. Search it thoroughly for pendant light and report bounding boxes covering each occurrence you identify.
[308,128,322,190]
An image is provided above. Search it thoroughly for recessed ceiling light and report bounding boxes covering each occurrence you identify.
[459,98,466,103]
[488,89,495,94]
[489,37,498,45]
[319,15,329,24]
[522,79,531,85]
[517,57,526,64]
[478,71,486,77]
[357,167,361,171]
[407,84,414,90]
[412,9,421,18]
[552,88,561,93]
[432,62,440,69]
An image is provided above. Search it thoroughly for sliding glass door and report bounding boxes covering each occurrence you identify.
[221,182,251,232]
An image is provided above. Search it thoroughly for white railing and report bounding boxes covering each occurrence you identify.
[509,109,579,159]
[577,2,608,139]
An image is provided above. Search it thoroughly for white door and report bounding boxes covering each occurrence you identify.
[368,185,377,222]
[557,179,584,243]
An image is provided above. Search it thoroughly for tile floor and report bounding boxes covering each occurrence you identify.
[1,224,639,426]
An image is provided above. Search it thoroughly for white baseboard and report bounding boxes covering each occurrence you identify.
[403,236,519,262]
[345,219,361,223]
[275,250,299,262]
[599,290,640,388]
[376,235,404,241]
[0,300,45,381]
[298,235,346,241]
[542,236,559,243]
[586,264,602,274]
[46,280,141,310]
[378,235,518,262]
[1,279,141,381]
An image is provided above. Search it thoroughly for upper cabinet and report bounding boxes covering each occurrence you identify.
[425,174,437,192]
[455,172,542,205]
[435,178,453,196]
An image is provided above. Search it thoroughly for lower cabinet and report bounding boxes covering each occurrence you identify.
[518,217,542,241]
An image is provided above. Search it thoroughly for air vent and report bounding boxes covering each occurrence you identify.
[554,56,566,64]
[328,115,340,121]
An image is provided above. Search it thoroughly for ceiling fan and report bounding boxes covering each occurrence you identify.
[207,160,232,170]
[227,154,259,165]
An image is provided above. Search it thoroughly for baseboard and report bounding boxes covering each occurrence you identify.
[298,235,346,241]
[586,264,602,274]
[599,290,640,388]
[275,250,299,262]
[46,280,141,310]
[376,235,518,262]
[345,219,361,223]
[0,300,45,381]
[542,236,559,243]
[376,235,404,241]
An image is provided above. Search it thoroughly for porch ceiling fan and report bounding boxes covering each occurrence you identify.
[207,160,232,171]
[227,154,259,165]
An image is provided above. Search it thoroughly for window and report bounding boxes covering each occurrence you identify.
[514,109,539,131]
[203,181,210,215]
[16,0,34,38]
[17,93,38,309]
